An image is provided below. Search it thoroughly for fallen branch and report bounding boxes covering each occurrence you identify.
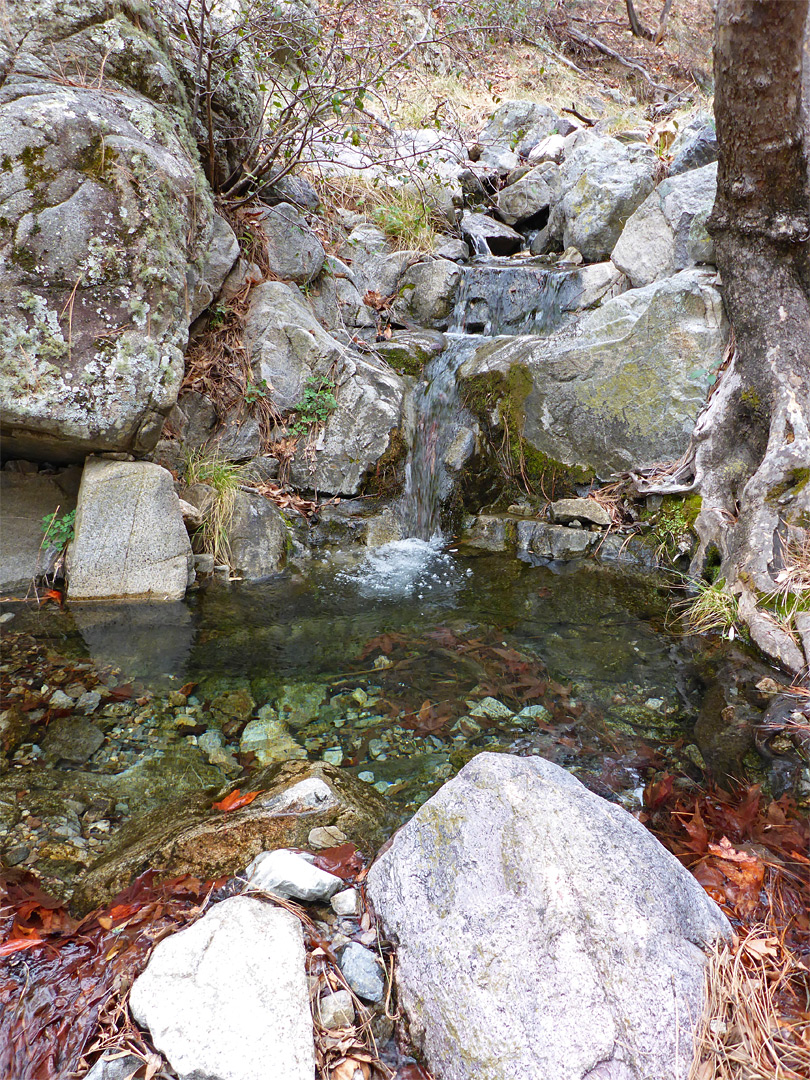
[564,24,676,95]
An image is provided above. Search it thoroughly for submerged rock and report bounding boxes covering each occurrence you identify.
[367,752,730,1080]
[73,760,394,911]
[130,896,315,1080]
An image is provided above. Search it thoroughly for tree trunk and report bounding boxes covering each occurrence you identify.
[687,0,810,674]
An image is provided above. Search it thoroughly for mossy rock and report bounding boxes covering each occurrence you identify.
[72,760,396,912]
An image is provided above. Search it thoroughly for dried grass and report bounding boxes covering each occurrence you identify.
[690,926,810,1080]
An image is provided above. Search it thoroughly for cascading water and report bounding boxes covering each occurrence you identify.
[399,256,573,540]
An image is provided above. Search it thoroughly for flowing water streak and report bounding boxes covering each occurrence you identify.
[399,259,571,540]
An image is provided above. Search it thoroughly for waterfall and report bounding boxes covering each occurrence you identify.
[398,258,572,540]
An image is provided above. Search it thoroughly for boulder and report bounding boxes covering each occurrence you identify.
[391,258,462,330]
[460,213,523,256]
[307,256,376,334]
[244,280,345,412]
[548,497,611,527]
[367,752,730,1080]
[495,163,560,226]
[527,133,566,165]
[459,269,728,476]
[0,467,82,593]
[67,458,194,601]
[373,330,446,376]
[479,100,571,159]
[288,353,405,496]
[553,136,657,260]
[0,77,237,462]
[228,491,288,580]
[73,760,394,911]
[258,202,325,285]
[669,114,718,176]
[611,163,717,287]
[516,520,598,560]
[130,897,315,1080]
[209,412,263,463]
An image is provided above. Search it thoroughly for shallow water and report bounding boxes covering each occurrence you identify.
[4,549,709,820]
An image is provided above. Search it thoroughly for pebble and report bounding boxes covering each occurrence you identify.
[331,887,361,917]
[322,748,344,766]
[317,989,355,1029]
[4,845,29,866]
[467,696,513,720]
[77,691,102,714]
[48,689,74,709]
[338,942,386,1003]
[309,826,347,849]
[245,849,343,902]
[358,771,375,783]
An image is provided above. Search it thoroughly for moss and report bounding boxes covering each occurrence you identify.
[640,493,702,562]
[740,386,762,410]
[766,468,810,506]
[361,427,407,498]
[78,136,119,183]
[20,145,57,193]
[463,365,589,497]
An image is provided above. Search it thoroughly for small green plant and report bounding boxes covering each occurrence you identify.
[41,508,75,550]
[244,378,271,405]
[207,303,230,329]
[290,376,338,434]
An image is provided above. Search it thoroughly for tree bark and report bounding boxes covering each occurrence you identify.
[692,0,810,673]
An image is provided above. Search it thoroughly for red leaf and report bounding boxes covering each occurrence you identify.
[212,789,260,812]
[0,937,44,957]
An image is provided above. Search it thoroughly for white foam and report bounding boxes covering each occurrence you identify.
[337,537,461,599]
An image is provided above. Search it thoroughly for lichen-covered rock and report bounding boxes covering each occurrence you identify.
[67,457,194,601]
[289,353,406,495]
[459,269,729,477]
[495,163,560,226]
[668,114,718,176]
[553,136,657,261]
[367,752,730,1080]
[73,760,395,911]
[611,162,717,288]
[0,78,237,462]
[479,100,572,159]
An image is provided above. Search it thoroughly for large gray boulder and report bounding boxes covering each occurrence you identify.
[552,136,657,260]
[67,457,194,601]
[130,897,315,1080]
[289,353,406,495]
[391,258,462,330]
[459,268,728,476]
[367,752,730,1080]
[479,100,571,159]
[668,114,718,177]
[611,163,717,287]
[0,82,236,462]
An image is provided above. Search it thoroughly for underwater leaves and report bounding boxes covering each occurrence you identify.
[212,788,260,812]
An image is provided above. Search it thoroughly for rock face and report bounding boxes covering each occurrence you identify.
[0,0,240,464]
[611,163,717,287]
[552,136,657,260]
[0,467,81,592]
[67,458,194,601]
[228,492,288,580]
[73,760,393,911]
[130,896,315,1080]
[288,353,405,496]
[367,753,730,1080]
[460,268,728,476]
[259,202,326,285]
